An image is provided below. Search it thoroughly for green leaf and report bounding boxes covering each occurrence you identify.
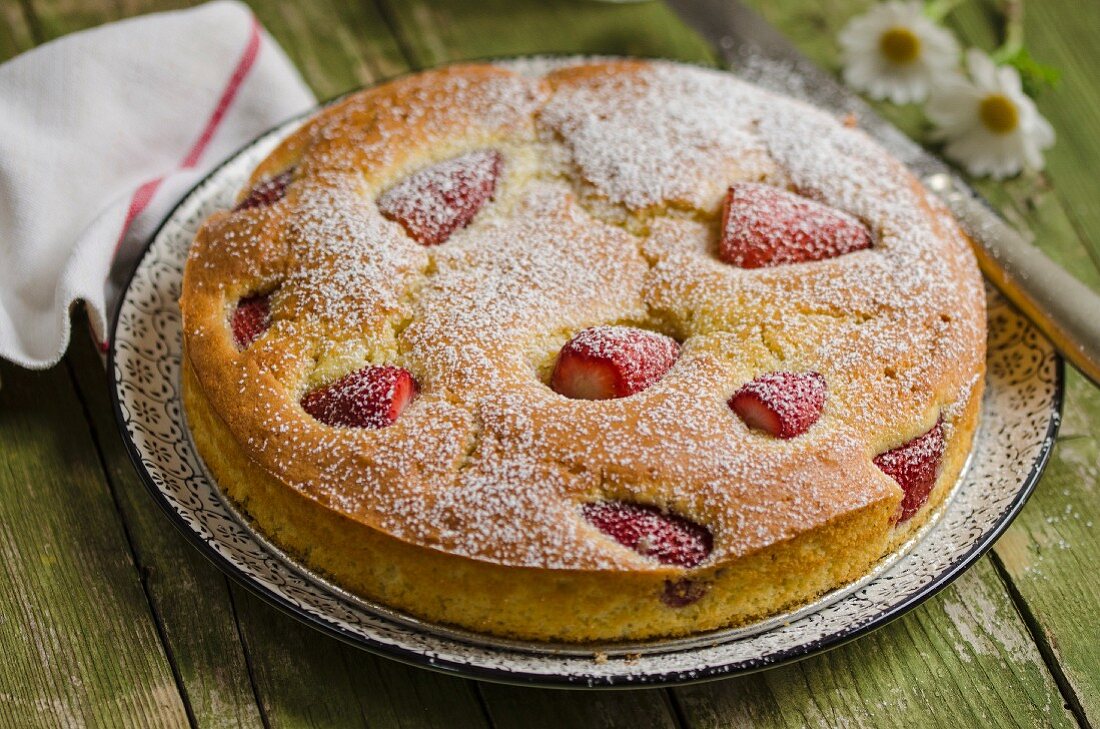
[994,46,1062,96]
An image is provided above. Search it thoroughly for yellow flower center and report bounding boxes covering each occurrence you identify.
[879,27,922,64]
[978,94,1020,134]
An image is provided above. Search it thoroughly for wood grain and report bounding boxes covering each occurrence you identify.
[1014,0,1100,264]
[2,0,1099,726]
[0,0,33,57]
[67,332,265,729]
[935,4,1100,722]
[674,559,1076,728]
[378,1,1091,726]
[478,683,680,729]
[234,0,407,99]
[0,357,190,727]
[375,0,715,68]
[231,585,489,729]
[990,370,1100,725]
[24,0,407,98]
[740,2,1100,724]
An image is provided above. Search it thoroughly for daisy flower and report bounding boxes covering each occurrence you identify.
[838,1,960,104]
[926,49,1055,179]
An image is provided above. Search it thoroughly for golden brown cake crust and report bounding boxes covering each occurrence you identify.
[179,59,986,642]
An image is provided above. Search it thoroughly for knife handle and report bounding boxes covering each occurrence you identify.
[932,176,1100,387]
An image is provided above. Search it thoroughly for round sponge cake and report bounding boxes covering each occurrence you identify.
[179,59,986,642]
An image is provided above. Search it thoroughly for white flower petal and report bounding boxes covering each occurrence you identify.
[944,130,1010,178]
[926,82,980,130]
[1021,135,1045,170]
[890,76,927,105]
[926,50,1055,179]
[922,26,961,58]
[842,57,880,91]
[1031,113,1056,149]
[837,1,962,104]
[965,49,999,89]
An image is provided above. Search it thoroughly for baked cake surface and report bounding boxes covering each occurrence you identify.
[180,59,986,642]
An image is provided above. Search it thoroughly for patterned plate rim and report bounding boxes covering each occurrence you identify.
[106,64,1066,688]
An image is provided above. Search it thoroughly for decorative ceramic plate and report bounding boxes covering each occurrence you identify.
[109,112,1063,688]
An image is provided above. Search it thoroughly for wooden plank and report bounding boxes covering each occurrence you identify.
[12,1,1097,728]
[66,332,266,729]
[939,4,1100,722]
[25,0,407,98]
[739,3,1100,723]
[317,1,1093,727]
[478,683,679,729]
[989,368,1100,725]
[232,0,407,99]
[40,2,485,726]
[375,3,693,726]
[0,357,190,727]
[675,559,1076,728]
[1010,0,1100,265]
[375,0,715,69]
[231,584,490,729]
[744,0,1100,287]
[0,0,35,58]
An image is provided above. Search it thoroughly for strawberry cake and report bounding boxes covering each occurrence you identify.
[179,59,986,642]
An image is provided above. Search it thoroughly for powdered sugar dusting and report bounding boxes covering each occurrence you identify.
[377,149,502,245]
[538,63,776,213]
[720,182,872,268]
[552,325,680,399]
[281,175,427,338]
[182,60,986,572]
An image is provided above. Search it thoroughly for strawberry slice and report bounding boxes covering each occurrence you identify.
[550,326,679,400]
[300,365,418,429]
[719,182,872,268]
[582,501,712,568]
[234,170,292,212]
[377,149,502,246]
[661,579,709,608]
[874,420,946,522]
[231,294,271,349]
[729,371,826,439]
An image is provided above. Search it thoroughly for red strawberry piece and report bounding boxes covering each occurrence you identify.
[729,371,826,439]
[582,501,712,568]
[550,326,680,400]
[231,294,271,349]
[234,170,292,212]
[874,419,946,522]
[661,578,709,608]
[300,366,419,429]
[719,182,872,268]
[377,149,502,246]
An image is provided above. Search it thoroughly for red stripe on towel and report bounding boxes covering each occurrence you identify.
[102,15,264,348]
[181,16,262,168]
[117,177,165,250]
[114,15,262,250]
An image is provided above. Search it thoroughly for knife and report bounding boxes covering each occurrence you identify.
[667,0,1100,387]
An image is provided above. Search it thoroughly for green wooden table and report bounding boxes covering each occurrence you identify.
[2,1,1098,726]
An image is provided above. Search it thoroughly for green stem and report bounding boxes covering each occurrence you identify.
[924,0,965,22]
[993,0,1025,60]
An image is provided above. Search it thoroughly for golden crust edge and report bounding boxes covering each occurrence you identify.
[182,353,982,643]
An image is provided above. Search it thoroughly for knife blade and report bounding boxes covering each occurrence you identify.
[668,0,1100,387]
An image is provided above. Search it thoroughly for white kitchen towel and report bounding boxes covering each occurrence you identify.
[0,0,316,369]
